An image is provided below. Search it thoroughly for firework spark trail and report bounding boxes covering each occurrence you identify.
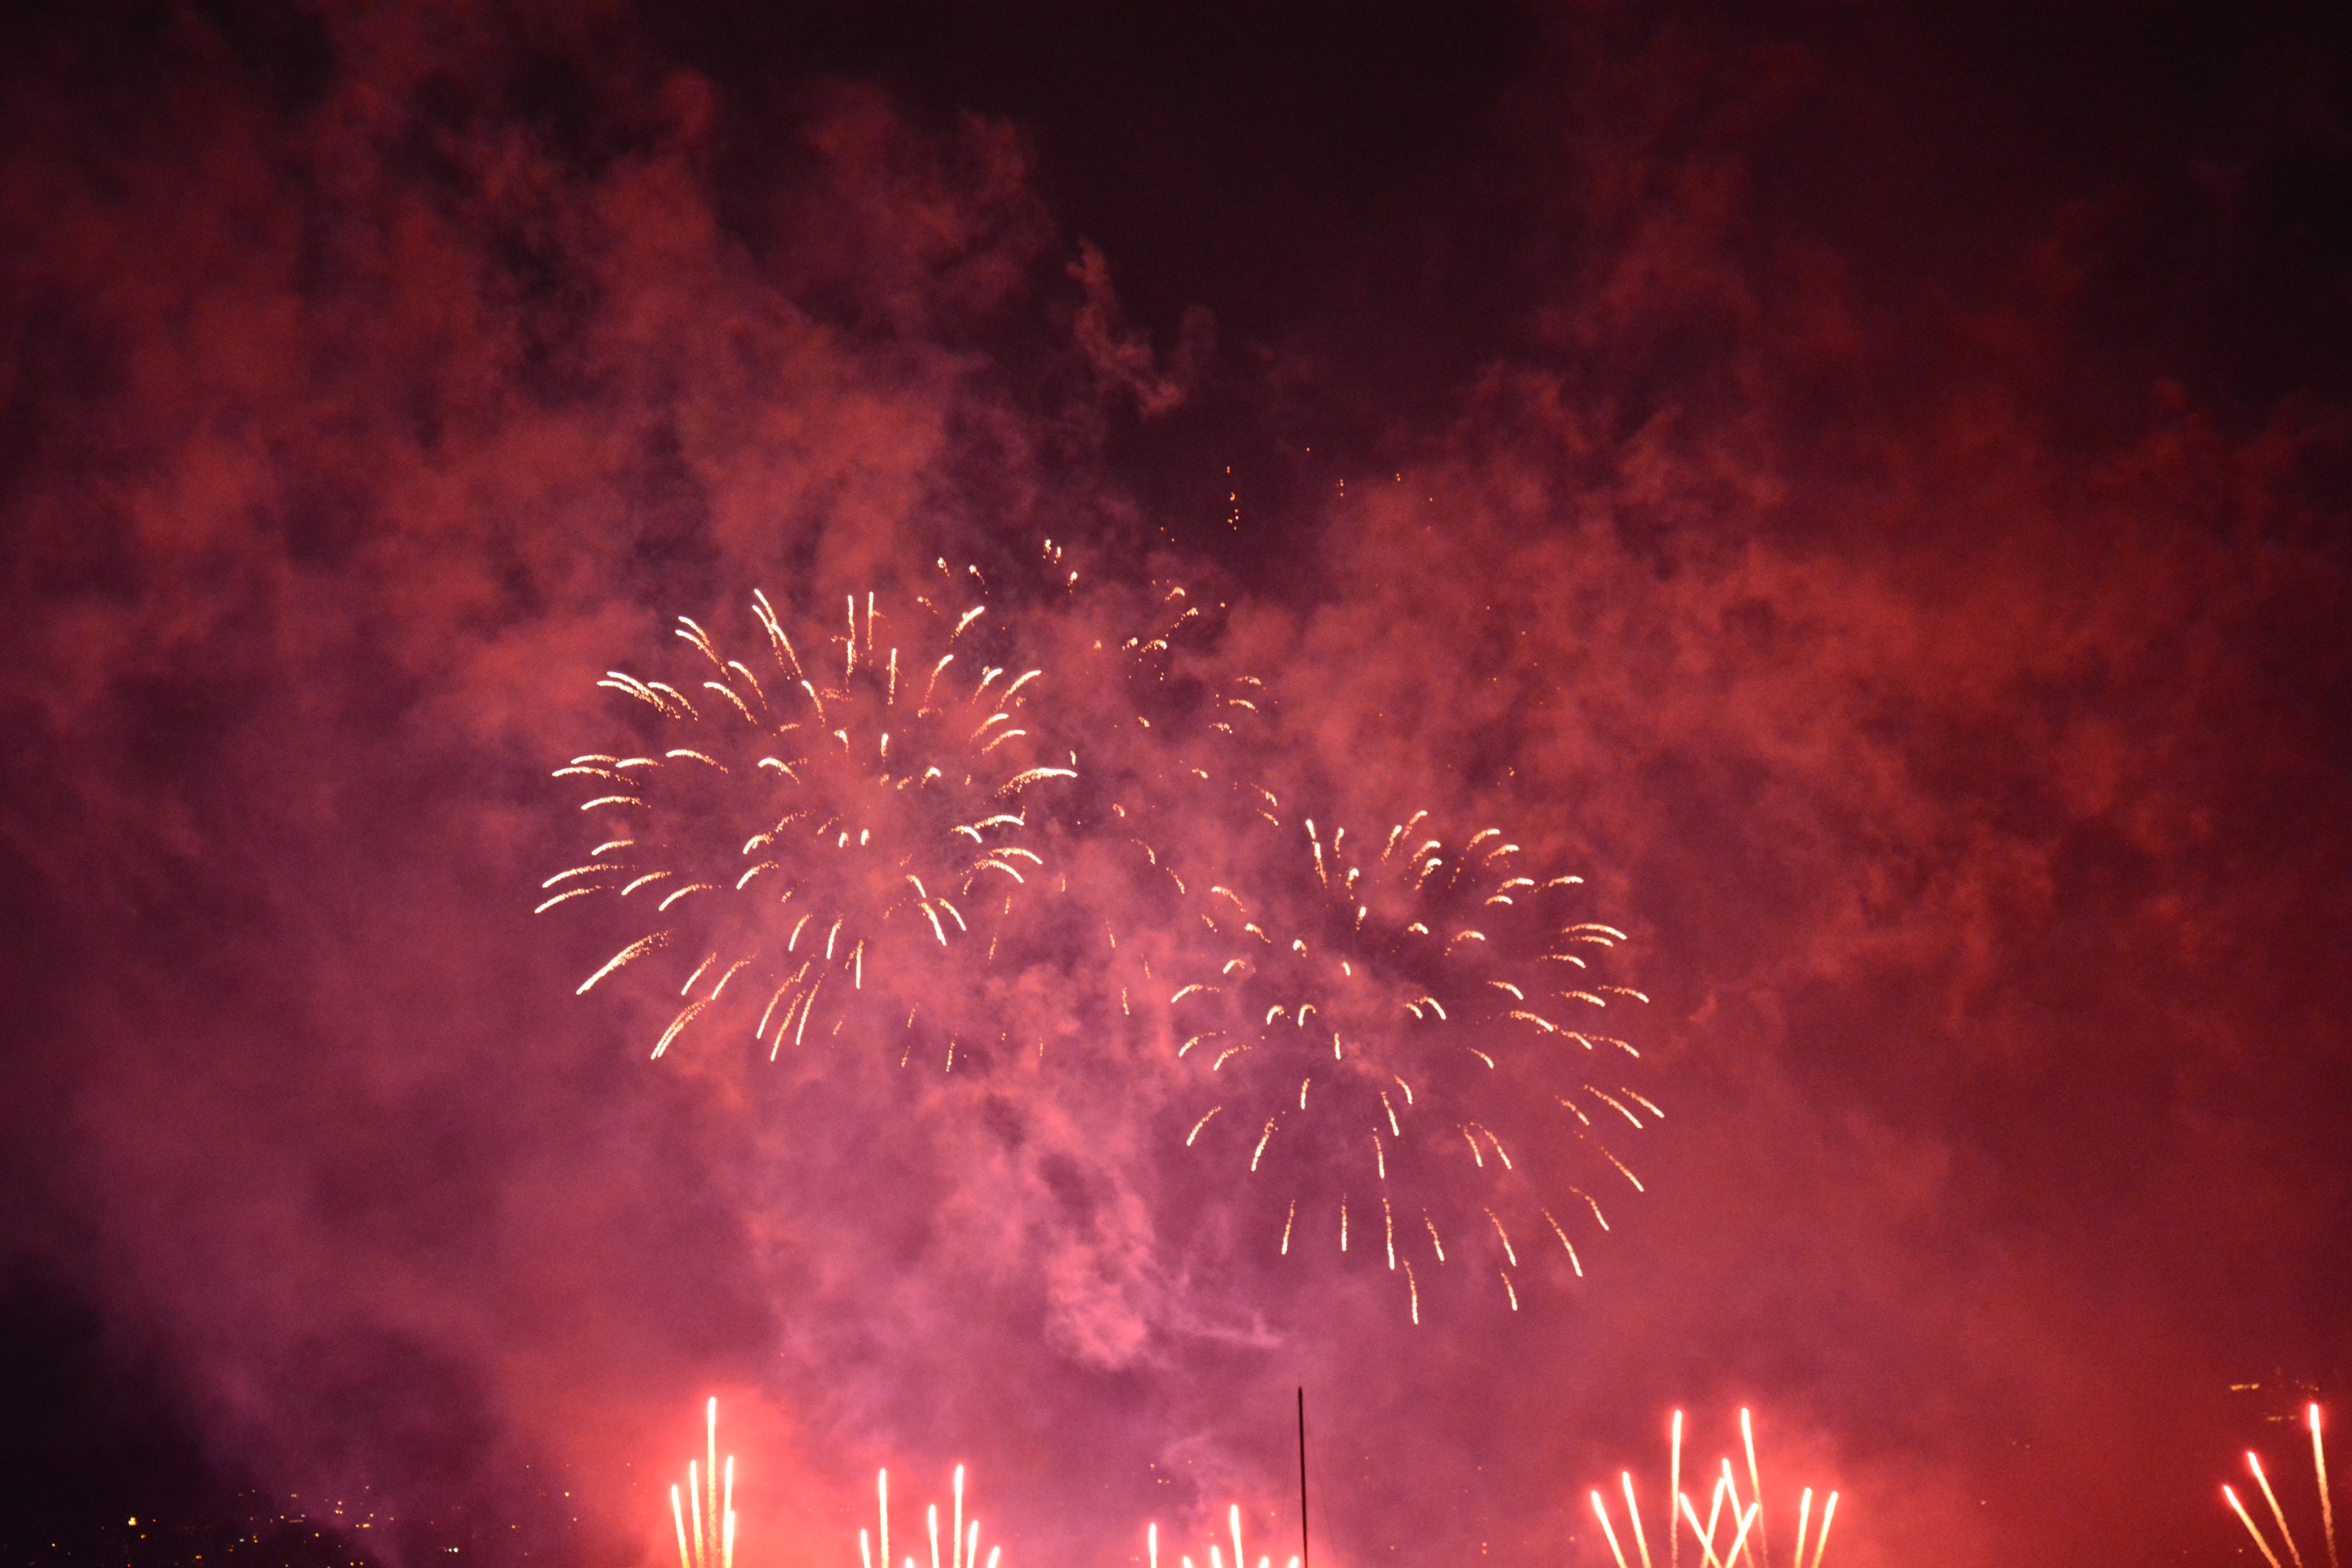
[2319,1404,2341,1568]
[1671,1410,1682,1568]
[2223,1403,2339,1568]
[1163,805,1652,1314]
[2254,1452,2309,1568]
[2233,1488,2292,1568]
[1150,1505,1296,1568]
[1740,1407,1768,1568]
[864,1467,1001,1568]
[669,1399,736,1568]
[1591,1411,1835,1568]
[546,572,1073,1068]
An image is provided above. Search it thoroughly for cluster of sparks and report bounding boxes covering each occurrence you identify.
[1142,1505,1298,1568]
[1054,571,1659,1315]
[2222,1403,2339,1568]
[1168,809,1652,1318]
[1588,1410,1838,1568]
[859,1466,1002,1568]
[558,573,2324,1568]
[546,566,1651,1317]
[670,1399,737,1568]
[543,569,1070,1069]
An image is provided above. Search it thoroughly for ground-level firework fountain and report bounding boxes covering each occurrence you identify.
[859,1466,1002,1568]
[1587,1409,1838,1568]
[1143,1504,1298,1568]
[670,1399,736,1568]
[2221,1401,2339,1568]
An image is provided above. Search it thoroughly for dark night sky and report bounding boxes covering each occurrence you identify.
[3,6,2349,1568]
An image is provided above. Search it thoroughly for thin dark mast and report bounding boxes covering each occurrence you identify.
[1296,1386,1310,1568]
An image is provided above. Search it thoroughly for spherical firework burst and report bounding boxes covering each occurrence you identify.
[1166,808,1653,1317]
[541,575,1073,1067]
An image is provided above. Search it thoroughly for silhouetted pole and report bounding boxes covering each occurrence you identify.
[1296,1387,1310,1568]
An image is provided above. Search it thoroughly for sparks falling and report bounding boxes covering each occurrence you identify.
[545,569,1073,1067]
[1588,1408,1838,1568]
[1165,807,1653,1313]
[2222,1402,2340,1568]
[669,1399,737,1568]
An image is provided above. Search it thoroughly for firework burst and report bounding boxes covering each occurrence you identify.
[543,573,1073,1068]
[1165,807,1652,1316]
[1588,1409,1838,1568]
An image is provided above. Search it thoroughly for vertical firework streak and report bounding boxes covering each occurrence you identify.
[1164,806,1654,1315]
[670,1399,736,1568]
[861,1466,1003,1568]
[2223,1403,2339,1568]
[1589,1409,1836,1568]
[1150,1504,1298,1568]
[541,575,1073,1067]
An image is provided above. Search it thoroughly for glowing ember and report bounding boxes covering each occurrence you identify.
[1589,1408,1837,1568]
[546,567,1073,1067]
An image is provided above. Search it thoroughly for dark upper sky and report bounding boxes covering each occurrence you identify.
[3,6,2349,1568]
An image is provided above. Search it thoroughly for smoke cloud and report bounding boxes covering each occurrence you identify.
[3,8,2347,1568]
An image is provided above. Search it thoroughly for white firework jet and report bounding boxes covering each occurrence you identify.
[2221,1401,2339,1568]
[1590,1408,1841,1568]
[541,573,1074,1069]
[1166,807,1653,1318]
[859,1465,1004,1568]
[1140,1503,1298,1568]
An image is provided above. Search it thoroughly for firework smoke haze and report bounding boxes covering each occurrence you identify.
[3,8,2351,1568]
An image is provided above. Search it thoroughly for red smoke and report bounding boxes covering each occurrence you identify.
[3,8,2347,1568]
